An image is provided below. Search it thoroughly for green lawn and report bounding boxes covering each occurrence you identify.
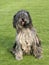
[0,0,49,65]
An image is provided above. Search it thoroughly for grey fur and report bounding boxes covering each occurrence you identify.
[11,10,42,60]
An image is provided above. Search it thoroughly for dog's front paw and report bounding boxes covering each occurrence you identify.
[15,55,23,60]
[15,51,23,60]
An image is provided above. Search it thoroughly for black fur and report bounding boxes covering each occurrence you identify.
[11,10,42,60]
[13,10,32,29]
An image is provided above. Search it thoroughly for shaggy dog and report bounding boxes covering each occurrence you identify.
[11,10,42,60]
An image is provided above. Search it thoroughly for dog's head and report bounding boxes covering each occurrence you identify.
[13,10,33,30]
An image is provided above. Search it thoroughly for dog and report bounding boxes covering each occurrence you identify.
[11,10,42,60]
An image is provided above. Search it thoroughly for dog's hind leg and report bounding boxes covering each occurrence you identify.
[31,36,42,59]
[10,42,17,55]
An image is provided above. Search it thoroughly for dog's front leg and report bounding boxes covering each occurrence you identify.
[11,42,23,60]
[15,42,23,60]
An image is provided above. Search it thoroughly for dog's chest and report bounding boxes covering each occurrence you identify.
[16,28,35,52]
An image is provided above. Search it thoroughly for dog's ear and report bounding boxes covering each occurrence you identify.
[27,11,32,23]
[13,14,17,28]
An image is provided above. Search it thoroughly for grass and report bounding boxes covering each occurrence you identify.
[0,0,49,65]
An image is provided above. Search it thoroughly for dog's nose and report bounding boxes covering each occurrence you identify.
[22,18,24,22]
[21,18,25,25]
